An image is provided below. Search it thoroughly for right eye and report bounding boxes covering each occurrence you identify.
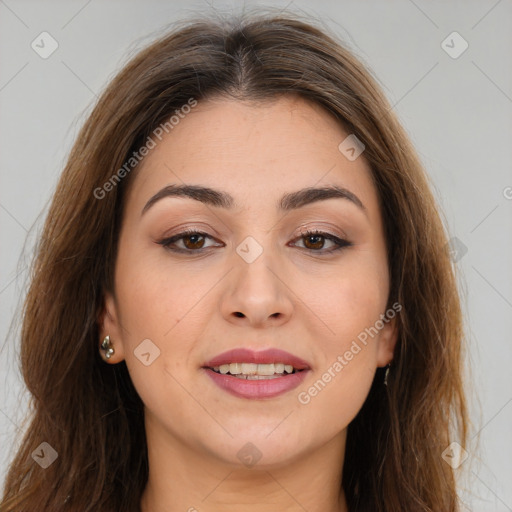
[157,230,224,254]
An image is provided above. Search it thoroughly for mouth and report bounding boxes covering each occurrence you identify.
[202,348,310,399]
[207,362,305,380]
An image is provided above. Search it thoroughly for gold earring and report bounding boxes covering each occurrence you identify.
[100,335,115,360]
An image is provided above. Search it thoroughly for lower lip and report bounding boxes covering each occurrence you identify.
[203,368,309,399]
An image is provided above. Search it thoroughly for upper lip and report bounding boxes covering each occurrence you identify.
[203,348,310,370]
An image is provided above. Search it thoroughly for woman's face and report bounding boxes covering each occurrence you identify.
[101,95,397,468]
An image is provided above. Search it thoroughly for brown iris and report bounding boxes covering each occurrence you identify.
[302,234,325,250]
[183,233,206,250]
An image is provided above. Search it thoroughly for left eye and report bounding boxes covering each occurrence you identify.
[290,230,351,253]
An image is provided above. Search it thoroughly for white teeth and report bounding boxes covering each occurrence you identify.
[229,363,242,375]
[241,363,258,375]
[242,374,282,380]
[210,362,300,376]
[257,363,275,376]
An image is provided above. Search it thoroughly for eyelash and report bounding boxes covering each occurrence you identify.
[157,228,352,255]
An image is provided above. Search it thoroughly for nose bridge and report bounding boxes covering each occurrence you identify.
[220,232,293,326]
[237,236,278,291]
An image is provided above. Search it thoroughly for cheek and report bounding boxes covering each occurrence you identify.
[112,252,190,392]
[304,262,388,349]
[292,262,385,419]
[114,242,211,338]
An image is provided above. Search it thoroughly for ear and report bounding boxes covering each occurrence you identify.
[376,315,399,367]
[97,291,126,363]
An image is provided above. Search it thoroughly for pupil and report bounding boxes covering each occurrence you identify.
[184,234,204,249]
[305,235,324,249]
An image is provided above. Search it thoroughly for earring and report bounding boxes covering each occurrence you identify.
[100,335,115,360]
[384,363,391,386]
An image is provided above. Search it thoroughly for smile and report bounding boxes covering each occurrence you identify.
[202,348,311,398]
[209,362,301,378]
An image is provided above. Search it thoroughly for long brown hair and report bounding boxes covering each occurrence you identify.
[1,9,468,511]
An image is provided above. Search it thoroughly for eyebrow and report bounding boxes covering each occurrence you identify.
[141,184,366,216]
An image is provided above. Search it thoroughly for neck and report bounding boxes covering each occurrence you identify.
[140,414,349,512]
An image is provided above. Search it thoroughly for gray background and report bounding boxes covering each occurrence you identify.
[1,1,511,510]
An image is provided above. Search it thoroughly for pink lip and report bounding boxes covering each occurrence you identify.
[203,348,310,370]
[203,368,310,399]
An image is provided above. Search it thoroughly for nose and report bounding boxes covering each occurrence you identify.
[220,248,294,328]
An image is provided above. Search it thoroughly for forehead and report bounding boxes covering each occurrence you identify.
[125,95,379,216]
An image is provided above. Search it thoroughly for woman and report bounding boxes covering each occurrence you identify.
[1,10,468,512]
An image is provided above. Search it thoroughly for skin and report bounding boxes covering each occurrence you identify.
[99,95,398,512]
